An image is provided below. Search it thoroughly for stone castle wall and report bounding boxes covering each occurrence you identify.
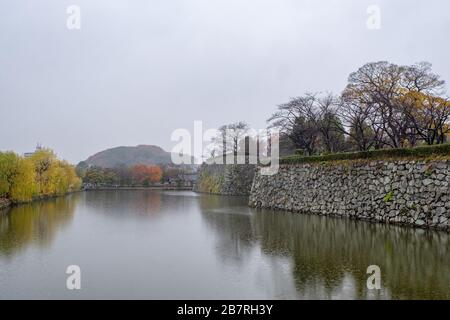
[249,160,450,231]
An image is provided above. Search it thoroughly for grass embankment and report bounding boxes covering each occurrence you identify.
[281,144,450,165]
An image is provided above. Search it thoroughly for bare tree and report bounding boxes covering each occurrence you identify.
[210,122,249,163]
[337,92,377,151]
[316,94,347,153]
[402,62,445,94]
[267,93,320,155]
[220,121,249,155]
[268,93,345,155]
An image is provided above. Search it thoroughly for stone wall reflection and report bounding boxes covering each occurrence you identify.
[199,195,255,265]
[199,194,450,299]
[253,210,450,299]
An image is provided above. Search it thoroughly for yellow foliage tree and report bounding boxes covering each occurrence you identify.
[0,148,81,203]
[0,152,19,198]
[10,158,37,202]
[400,91,450,145]
[30,149,57,195]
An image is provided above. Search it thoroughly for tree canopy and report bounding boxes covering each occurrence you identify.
[268,61,450,155]
[0,148,81,202]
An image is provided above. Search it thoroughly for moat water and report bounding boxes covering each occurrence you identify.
[0,190,449,299]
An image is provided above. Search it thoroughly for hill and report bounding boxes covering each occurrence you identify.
[79,145,175,168]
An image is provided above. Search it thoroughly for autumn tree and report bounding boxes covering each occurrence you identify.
[51,161,81,195]
[30,148,57,195]
[131,164,162,186]
[400,92,450,145]
[340,61,446,148]
[27,148,80,196]
[0,152,19,198]
[0,148,80,202]
[10,158,37,202]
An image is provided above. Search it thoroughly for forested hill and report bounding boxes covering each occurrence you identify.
[79,145,174,168]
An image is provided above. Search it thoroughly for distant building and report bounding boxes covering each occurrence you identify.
[24,143,43,158]
[182,173,198,184]
[178,172,197,187]
[165,171,198,187]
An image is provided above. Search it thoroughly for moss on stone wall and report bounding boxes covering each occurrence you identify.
[196,171,224,194]
[194,164,256,195]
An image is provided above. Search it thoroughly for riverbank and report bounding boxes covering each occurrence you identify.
[84,186,193,191]
[0,190,83,211]
[0,198,11,210]
[1,187,192,211]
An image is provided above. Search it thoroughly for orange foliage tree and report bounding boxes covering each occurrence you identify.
[400,91,450,145]
[131,164,162,186]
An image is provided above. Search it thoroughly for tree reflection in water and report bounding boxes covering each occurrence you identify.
[199,195,450,299]
[1,191,448,299]
[84,190,162,218]
[0,194,79,257]
[199,195,255,266]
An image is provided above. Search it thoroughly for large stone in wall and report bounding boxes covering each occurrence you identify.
[249,160,450,231]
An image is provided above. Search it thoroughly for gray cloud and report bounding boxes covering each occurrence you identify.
[1,0,449,163]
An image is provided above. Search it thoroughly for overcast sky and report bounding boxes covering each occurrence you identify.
[1,0,449,163]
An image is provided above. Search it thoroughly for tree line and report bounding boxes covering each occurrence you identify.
[0,148,81,202]
[268,61,450,155]
[77,164,165,187]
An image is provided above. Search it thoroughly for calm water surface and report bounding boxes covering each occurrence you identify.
[0,190,449,299]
